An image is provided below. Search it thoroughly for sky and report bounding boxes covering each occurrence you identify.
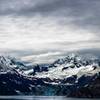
[0,0,100,63]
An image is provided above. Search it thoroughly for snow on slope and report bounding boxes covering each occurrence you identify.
[0,55,27,72]
[0,53,100,81]
[34,54,100,79]
[35,64,96,79]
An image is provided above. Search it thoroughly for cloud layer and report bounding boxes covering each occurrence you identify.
[0,0,100,63]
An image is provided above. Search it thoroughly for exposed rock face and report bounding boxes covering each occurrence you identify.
[0,70,33,95]
[68,73,100,98]
[0,54,100,97]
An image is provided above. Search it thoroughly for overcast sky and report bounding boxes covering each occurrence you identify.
[0,0,100,63]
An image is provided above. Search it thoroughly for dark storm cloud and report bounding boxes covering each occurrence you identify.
[0,0,99,17]
[0,0,100,34]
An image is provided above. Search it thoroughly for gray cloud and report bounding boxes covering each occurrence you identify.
[2,0,99,34]
[0,0,100,63]
[0,0,100,17]
[0,0,100,38]
[0,0,100,31]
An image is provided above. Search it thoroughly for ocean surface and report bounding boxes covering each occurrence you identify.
[0,96,99,100]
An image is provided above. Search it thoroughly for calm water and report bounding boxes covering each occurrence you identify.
[0,96,99,100]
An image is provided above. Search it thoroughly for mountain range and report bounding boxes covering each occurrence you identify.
[0,54,100,98]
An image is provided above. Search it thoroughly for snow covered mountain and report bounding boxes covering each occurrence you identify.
[0,56,27,72]
[26,54,100,81]
[0,54,100,97]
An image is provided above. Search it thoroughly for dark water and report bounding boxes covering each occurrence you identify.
[0,96,99,100]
